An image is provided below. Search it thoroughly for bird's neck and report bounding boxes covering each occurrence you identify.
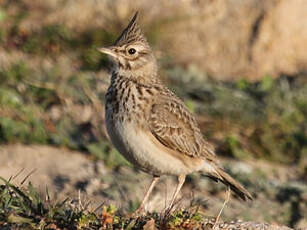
[113,62,159,86]
[111,71,161,88]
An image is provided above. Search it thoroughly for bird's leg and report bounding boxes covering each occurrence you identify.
[213,186,231,229]
[133,176,160,215]
[168,174,186,210]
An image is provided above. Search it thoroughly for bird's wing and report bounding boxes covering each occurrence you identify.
[148,94,216,161]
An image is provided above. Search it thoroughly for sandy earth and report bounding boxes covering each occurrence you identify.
[0,144,306,229]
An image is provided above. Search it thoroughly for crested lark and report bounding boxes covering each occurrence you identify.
[98,12,252,212]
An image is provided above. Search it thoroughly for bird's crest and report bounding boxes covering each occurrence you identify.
[114,12,148,46]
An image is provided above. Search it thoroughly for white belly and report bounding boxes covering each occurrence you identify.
[106,118,201,176]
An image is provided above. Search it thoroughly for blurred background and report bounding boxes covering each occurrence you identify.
[0,0,306,228]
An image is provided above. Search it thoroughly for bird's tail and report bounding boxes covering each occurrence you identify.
[205,165,253,201]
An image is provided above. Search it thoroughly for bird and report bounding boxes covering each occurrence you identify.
[98,12,252,213]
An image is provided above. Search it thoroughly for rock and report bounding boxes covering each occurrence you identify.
[251,0,307,79]
[158,0,307,80]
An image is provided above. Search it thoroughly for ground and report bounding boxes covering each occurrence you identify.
[1,144,306,229]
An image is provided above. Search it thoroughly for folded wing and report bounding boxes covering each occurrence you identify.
[148,95,216,161]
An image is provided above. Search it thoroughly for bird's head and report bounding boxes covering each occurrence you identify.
[98,12,157,78]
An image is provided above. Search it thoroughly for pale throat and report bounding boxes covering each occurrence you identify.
[116,59,158,83]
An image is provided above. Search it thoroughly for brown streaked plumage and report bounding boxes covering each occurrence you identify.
[98,12,252,213]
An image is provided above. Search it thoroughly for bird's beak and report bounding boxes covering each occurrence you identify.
[97,47,117,58]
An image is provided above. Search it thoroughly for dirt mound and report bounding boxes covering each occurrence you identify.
[0,144,106,201]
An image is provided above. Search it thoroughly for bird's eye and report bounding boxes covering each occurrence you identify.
[128,48,136,55]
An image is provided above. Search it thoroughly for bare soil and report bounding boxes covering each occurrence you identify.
[0,144,306,229]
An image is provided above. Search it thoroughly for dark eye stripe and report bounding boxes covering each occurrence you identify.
[129,52,148,61]
[138,50,149,55]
